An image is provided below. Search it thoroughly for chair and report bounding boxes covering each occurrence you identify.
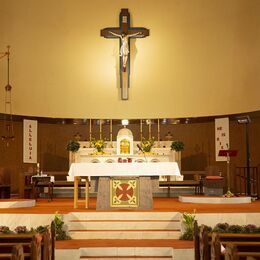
[204,166,224,196]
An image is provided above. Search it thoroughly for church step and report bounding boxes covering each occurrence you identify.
[68,221,181,231]
[66,212,181,221]
[80,257,172,259]
[69,230,181,240]
[79,247,173,258]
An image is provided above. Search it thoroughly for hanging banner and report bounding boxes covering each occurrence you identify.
[215,117,229,161]
[23,119,37,163]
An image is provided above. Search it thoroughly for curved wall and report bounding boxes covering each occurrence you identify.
[0,0,260,119]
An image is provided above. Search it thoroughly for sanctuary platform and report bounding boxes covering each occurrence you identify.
[0,198,260,260]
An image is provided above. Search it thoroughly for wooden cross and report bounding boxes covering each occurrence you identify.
[101,9,149,100]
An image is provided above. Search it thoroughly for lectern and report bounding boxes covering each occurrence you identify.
[218,150,238,197]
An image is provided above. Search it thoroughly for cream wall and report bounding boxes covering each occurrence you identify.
[0,0,260,119]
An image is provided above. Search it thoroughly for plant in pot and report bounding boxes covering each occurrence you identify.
[171,140,184,171]
[66,140,80,164]
[66,140,80,152]
[180,210,196,240]
[171,140,184,152]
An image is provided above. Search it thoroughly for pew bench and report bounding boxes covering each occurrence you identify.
[0,221,55,260]
[194,221,260,260]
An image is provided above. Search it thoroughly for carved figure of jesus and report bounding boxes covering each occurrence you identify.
[109,31,142,70]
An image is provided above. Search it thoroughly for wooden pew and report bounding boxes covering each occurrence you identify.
[224,243,260,260]
[0,234,41,259]
[0,221,55,260]
[195,222,260,260]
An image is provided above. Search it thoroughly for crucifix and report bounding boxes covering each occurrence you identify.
[101,9,149,100]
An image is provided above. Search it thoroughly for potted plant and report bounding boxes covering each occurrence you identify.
[171,140,184,171]
[67,140,80,164]
[66,140,80,152]
[171,140,184,152]
[180,211,196,240]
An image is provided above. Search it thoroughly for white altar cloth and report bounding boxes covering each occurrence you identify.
[68,162,180,177]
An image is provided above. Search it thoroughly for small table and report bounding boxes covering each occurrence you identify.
[31,176,54,201]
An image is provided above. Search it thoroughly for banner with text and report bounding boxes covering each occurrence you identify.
[215,117,229,161]
[23,119,37,163]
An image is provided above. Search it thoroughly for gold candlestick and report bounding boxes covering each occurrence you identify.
[99,120,102,139]
[140,119,143,140]
[157,118,160,147]
[89,119,92,141]
[148,120,151,139]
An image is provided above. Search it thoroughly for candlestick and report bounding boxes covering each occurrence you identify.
[36,163,40,174]
[148,120,151,139]
[99,120,102,139]
[110,119,113,145]
[89,119,92,142]
[140,119,143,140]
[157,118,160,147]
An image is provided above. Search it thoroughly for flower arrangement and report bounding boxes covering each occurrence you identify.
[140,137,155,153]
[171,140,184,152]
[91,138,105,153]
[66,140,80,152]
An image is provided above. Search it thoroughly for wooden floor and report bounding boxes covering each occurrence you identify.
[0,197,259,214]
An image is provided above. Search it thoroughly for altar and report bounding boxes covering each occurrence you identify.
[68,126,182,209]
[68,162,180,210]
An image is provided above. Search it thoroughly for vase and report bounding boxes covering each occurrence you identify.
[96,148,104,154]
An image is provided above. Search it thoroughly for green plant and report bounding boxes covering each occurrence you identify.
[180,210,196,240]
[54,212,71,240]
[66,140,80,152]
[171,141,184,152]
